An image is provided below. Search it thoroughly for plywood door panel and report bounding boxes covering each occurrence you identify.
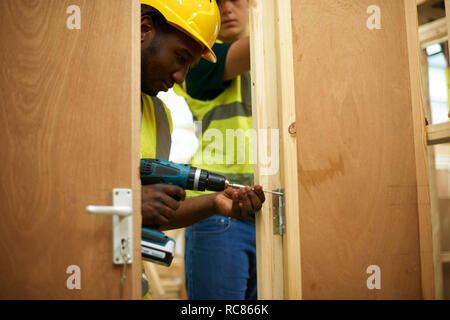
[0,0,141,299]
[290,0,431,299]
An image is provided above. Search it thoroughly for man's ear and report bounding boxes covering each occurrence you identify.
[141,15,155,43]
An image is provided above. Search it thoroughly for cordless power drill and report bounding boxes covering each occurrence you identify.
[140,158,231,192]
[140,158,232,266]
[140,159,279,265]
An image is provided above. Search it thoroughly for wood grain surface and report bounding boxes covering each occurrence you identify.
[0,0,141,299]
[249,0,285,299]
[290,0,432,299]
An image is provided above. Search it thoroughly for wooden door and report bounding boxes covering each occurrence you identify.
[0,0,141,299]
[251,0,434,299]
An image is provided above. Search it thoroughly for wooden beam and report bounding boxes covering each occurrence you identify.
[250,0,302,300]
[406,0,435,300]
[419,17,447,48]
[421,49,445,299]
[417,0,436,6]
[418,0,446,25]
[441,251,450,263]
[445,0,450,44]
[249,0,285,300]
[427,122,450,145]
[275,0,302,300]
[143,262,166,299]
[418,0,446,8]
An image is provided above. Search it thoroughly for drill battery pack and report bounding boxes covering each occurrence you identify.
[141,227,175,267]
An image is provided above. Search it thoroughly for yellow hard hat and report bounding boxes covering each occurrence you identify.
[141,0,220,63]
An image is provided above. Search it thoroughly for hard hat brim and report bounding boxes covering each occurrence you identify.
[203,49,217,64]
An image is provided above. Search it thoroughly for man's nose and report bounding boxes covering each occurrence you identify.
[172,65,189,84]
[220,1,232,15]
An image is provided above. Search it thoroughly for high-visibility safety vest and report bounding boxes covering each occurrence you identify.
[141,93,173,159]
[140,93,173,300]
[174,72,254,198]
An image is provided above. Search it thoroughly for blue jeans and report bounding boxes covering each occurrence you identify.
[184,215,257,300]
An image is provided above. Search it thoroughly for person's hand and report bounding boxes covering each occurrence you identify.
[213,185,266,218]
[141,184,186,226]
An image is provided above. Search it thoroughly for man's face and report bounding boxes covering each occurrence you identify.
[141,17,203,96]
[218,0,249,42]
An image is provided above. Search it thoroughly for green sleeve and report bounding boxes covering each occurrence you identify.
[185,42,232,101]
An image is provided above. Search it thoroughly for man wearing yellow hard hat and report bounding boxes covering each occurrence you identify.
[139,0,265,298]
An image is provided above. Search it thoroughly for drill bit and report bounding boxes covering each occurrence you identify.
[226,182,284,196]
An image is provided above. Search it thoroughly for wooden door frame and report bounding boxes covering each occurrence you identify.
[250,0,301,300]
[131,0,142,300]
[250,0,434,299]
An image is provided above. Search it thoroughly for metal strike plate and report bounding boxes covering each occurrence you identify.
[86,188,133,265]
[272,188,285,235]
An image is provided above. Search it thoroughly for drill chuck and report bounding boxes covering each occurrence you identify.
[187,167,226,191]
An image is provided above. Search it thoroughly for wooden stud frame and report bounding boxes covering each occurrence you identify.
[250,0,301,299]
[418,0,450,300]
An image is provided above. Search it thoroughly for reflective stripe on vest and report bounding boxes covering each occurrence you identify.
[141,94,172,160]
[199,100,252,133]
[195,72,252,132]
[152,96,172,159]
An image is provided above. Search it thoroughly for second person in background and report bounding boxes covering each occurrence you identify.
[174,0,255,300]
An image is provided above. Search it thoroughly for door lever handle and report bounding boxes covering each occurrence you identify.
[86,205,132,217]
[85,188,133,264]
